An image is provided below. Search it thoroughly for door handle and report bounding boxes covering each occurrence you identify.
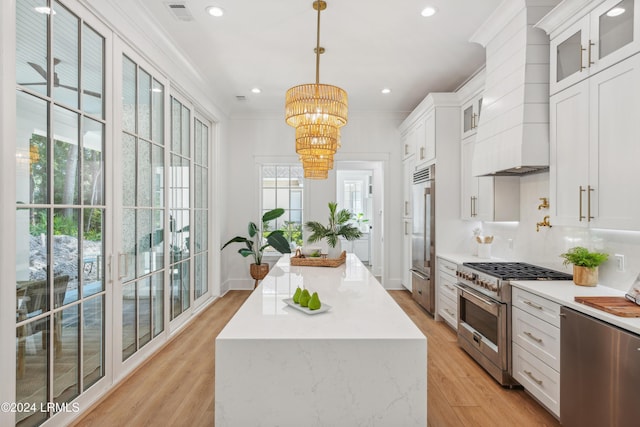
[580,45,586,71]
[579,186,586,221]
[118,253,129,280]
[587,185,594,221]
[588,40,595,67]
[411,269,428,280]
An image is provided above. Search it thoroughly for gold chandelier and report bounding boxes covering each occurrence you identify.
[285,0,348,178]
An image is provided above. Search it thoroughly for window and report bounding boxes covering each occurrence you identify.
[261,165,304,247]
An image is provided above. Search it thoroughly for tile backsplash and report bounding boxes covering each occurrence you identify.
[480,173,640,292]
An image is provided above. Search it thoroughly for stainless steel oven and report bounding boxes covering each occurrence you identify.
[456,283,512,385]
[455,262,572,387]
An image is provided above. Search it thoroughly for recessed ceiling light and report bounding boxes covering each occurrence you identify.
[34,6,55,15]
[421,6,437,17]
[251,88,261,94]
[606,7,625,17]
[206,6,224,17]
[381,88,391,94]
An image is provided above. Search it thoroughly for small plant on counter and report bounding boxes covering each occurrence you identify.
[305,202,362,248]
[560,246,608,287]
[560,246,609,268]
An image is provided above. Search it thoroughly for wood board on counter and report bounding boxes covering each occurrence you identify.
[574,296,640,318]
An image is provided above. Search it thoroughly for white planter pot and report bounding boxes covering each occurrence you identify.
[327,239,342,259]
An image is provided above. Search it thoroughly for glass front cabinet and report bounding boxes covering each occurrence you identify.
[550,0,640,94]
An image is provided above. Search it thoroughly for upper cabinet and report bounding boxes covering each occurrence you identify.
[550,50,640,230]
[546,0,640,94]
[461,94,483,139]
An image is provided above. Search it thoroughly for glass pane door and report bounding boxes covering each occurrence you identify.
[15,2,106,424]
[120,55,165,361]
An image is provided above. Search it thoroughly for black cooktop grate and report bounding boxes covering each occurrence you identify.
[463,262,573,281]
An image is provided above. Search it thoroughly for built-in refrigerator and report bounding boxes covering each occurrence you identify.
[410,165,435,314]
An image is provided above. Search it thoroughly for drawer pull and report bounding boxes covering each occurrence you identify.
[445,265,455,272]
[523,300,543,310]
[444,308,455,317]
[524,370,543,386]
[524,331,543,344]
[445,285,455,291]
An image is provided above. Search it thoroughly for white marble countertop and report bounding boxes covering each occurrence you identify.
[511,280,640,336]
[218,253,425,341]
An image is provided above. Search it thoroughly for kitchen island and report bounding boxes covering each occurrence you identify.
[215,254,427,426]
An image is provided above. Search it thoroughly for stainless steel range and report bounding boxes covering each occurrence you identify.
[455,262,572,386]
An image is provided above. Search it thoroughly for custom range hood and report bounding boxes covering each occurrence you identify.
[470,0,560,177]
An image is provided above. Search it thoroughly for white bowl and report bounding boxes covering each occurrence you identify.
[301,246,322,257]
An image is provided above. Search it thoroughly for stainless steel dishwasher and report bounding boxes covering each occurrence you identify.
[560,307,640,427]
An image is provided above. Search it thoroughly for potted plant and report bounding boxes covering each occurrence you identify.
[305,202,362,258]
[354,212,369,233]
[221,208,291,288]
[560,246,609,287]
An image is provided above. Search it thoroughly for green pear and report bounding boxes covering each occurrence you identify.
[299,289,311,307]
[292,287,302,304]
[308,292,321,310]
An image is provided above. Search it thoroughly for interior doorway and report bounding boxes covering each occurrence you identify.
[336,161,383,280]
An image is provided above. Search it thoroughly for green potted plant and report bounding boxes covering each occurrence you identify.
[560,246,609,287]
[221,208,291,288]
[354,212,369,233]
[305,202,362,258]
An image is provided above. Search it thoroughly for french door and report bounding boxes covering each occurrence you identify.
[14,1,110,425]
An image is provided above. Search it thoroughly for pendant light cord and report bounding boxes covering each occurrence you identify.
[315,1,322,86]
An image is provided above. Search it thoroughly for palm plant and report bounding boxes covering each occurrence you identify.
[221,208,291,265]
[305,202,362,248]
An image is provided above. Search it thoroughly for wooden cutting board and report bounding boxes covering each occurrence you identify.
[574,296,640,318]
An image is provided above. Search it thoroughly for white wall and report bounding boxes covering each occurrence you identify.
[481,172,640,292]
[222,111,407,290]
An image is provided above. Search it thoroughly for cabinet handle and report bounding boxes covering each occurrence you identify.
[587,185,594,221]
[588,40,595,67]
[445,285,455,291]
[404,143,409,155]
[524,331,543,344]
[579,186,586,221]
[445,308,455,317]
[523,300,543,310]
[472,113,478,129]
[445,265,456,272]
[405,201,409,216]
[420,146,425,160]
[524,370,543,386]
[404,221,409,236]
[580,45,586,71]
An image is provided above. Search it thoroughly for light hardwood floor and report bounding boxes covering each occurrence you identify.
[71,289,560,427]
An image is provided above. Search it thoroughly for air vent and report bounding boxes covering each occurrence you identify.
[413,167,433,184]
[165,2,194,21]
[236,95,247,101]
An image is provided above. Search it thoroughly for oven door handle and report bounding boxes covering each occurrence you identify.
[455,283,501,314]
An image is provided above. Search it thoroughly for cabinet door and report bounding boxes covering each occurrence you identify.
[550,16,590,95]
[413,118,427,165]
[589,53,640,230]
[423,111,436,164]
[549,79,590,226]
[352,237,369,263]
[461,140,478,220]
[589,0,640,75]
[403,157,414,218]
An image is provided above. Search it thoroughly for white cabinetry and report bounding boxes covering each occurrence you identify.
[416,111,436,166]
[341,235,370,264]
[461,141,520,221]
[461,94,483,139]
[547,0,640,95]
[511,287,561,417]
[550,53,640,230]
[401,156,415,291]
[436,257,458,329]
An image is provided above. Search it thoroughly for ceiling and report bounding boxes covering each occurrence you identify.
[98,0,503,116]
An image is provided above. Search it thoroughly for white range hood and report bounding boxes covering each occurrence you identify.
[470,0,560,177]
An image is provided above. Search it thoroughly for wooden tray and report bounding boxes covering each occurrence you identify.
[574,296,640,317]
[290,250,346,267]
